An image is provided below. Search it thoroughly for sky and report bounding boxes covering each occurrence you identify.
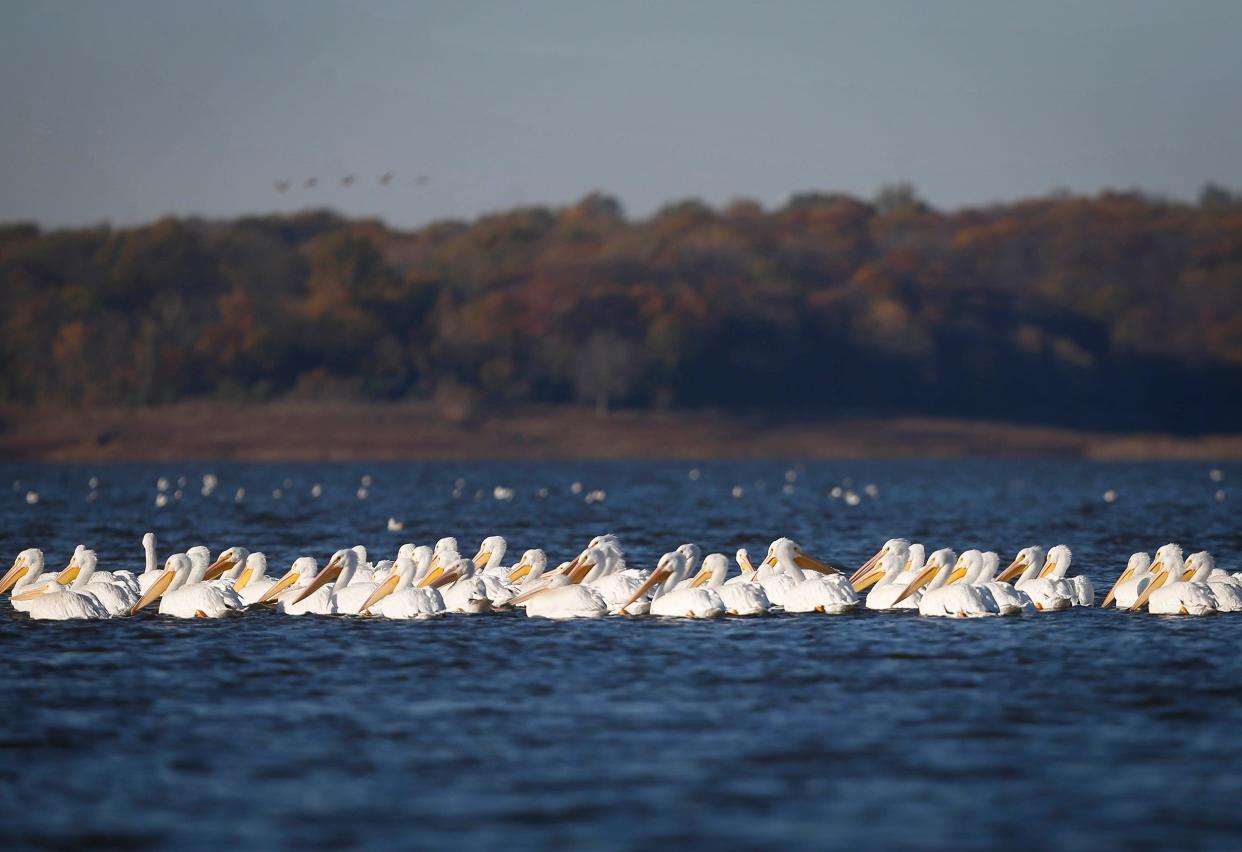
[2,0,1240,229]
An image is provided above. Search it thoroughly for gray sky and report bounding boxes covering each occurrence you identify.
[3,0,1239,229]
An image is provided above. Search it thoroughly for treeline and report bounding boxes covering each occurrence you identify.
[3,185,1242,432]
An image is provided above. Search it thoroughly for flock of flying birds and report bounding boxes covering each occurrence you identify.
[3,534,1240,622]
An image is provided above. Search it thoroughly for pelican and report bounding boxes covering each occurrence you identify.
[895,548,996,617]
[359,551,446,618]
[696,553,770,615]
[1101,553,1154,608]
[996,546,1072,611]
[1039,545,1093,606]
[137,533,167,594]
[727,548,758,583]
[11,559,109,620]
[259,557,324,614]
[851,538,909,588]
[853,550,921,610]
[130,554,244,618]
[1130,544,1217,615]
[2,549,54,612]
[1199,553,1242,611]
[434,559,492,614]
[56,550,136,615]
[764,539,858,614]
[970,550,1034,615]
[232,553,278,605]
[472,536,508,574]
[289,550,373,614]
[620,551,724,618]
[521,559,608,619]
[203,546,248,587]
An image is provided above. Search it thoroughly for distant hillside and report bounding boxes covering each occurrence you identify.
[3,187,1242,433]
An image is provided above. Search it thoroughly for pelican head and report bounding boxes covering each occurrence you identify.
[1,549,45,594]
[294,549,360,604]
[852,550,904,592]
[894,548,957,604]
[507,549,547,585]
[1184,551,1215,582]
[56,548,98,586]
[676,543,702,573]
[690,553,729,588]
[233,553,267,592]
[130,554,191,613]
[995,545,1045,584]
[1039,545,1072,579]
[851,538,910,585]
[1101,552,1152,608]
[736,548,756,574]
[472,536,507,569]
[764,538,842,576]
[258,556,318,604]
[618,551,686,614]
[361,556,417,613]
[204,546,249,582]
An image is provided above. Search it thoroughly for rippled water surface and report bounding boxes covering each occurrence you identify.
[2,460,1240,850]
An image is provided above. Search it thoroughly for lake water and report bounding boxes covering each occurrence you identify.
[1,460,1240,850]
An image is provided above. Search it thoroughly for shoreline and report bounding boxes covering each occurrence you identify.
[3,401,1241,462]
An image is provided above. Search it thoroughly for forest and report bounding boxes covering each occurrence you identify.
[3,185,1241,433]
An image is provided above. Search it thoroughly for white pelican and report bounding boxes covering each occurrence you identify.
[2,549,55,612]
[895,548,996,617]
[259,557,325,615]
[290,550,375,615]
[1130,545,1217,615]
[434,559,492,614]
[11,559,109,620]
[472,536,508,574]
[1101,553,1153,609]
[57,550,136,616]
[483,549,549,608]
[969,550,1034,615]
[696,553,770,615]
[728,548,758,583]
[1039,545,1093,607]
[1199,553,1242,611]
[996,546,1072,611]
[850,539,910,589]
[520,560,608,619]
[764,539,858,614]
[620,551,724,618]
[853,550,921,610]
[203,546,249,588]
[137,533,167,594]
[232,553,278,606]
[130,554,244,618]
[359,552,446,618]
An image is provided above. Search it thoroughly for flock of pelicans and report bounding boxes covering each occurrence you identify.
[2,533,1241,621]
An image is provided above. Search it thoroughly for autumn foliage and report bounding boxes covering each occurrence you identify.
[3,188,1241,432]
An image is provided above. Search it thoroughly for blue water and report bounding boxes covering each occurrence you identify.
[1,460,1240,850]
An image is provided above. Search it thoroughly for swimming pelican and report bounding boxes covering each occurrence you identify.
[1130,544,1217,615]
[2,549,55,612]
[232,553,278,605]
[1101,553,1154,609]
[895,548,995,617]
[57,550,136,615]
[130,554,244,618]
[969,550,1034,615]
[359,551,446,618]
[996,546,1072,611]
[290,550,373,614]
[137,533,167,594]
[521,558,608,619]
[620,551,724,618]
[11,558,109,620]
[764,539,858,614]
[1198,553,1242,612]
[1038,545,1093,606]
[696,553,770,615]
[853,550,920,610]
[259,557,323,614]
[433,558,493,614]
